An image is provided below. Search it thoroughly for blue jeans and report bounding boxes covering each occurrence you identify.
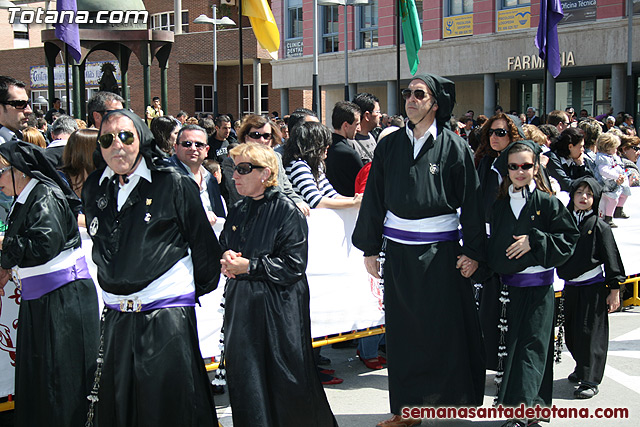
[357,334,385,359]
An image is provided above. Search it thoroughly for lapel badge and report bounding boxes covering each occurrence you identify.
[232,225,237,231]
[89,217,99,236]
[531,215,535,221]
[536,210,541,215]
[588,230,592,234]
[97,196,108,210]
[144,213,151,223]
[429,163,440,175]
[146,198,152,206]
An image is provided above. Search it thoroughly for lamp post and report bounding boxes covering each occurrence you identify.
[318,0,369,101]
[194,5,236,117]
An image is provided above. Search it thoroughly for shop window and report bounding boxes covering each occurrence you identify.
[322,5,340,53]
[359,0,378,49]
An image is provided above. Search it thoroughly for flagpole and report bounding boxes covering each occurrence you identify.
[542,58,547,121]
[396,0,401,115]
[239,0,244,117]
[64,44,71,115]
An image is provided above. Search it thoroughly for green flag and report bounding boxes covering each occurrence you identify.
[400,0,422,75]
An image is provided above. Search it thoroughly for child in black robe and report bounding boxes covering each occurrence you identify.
[488,140,579,427]
[557,176,625,399]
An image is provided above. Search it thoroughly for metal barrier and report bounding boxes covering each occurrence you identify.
[622,276,640,307]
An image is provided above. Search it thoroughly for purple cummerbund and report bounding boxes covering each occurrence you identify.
[105,293,196,313]
[565,272,605,287]
[501,269,555,288]
[382,226,461,243]
[21,256,92,300]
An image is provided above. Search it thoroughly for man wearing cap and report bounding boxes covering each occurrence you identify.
[353,73,486,426]
[82,109,221,427]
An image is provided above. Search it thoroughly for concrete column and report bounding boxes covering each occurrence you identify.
[253,59,261,115]
[483,73,495,117]
[348,83,357,102]
[174,0,182,35]
[611,63,626,114]
[546,70,556,114]
[280,88,289,116]
[386,80,398,116]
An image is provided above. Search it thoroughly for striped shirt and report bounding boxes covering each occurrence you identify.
[286,160,338,208]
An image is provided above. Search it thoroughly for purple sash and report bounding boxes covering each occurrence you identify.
[382,226,461,243]
[565,272,605,287]
[105,292,195,313]
[21,256,92,300]
[501,269,554,287]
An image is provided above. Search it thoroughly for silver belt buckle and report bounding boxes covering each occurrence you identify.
[119,298,142,312]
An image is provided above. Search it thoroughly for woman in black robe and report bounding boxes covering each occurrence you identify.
[219,142,336,427]
[0,141,99,426]
[557,176,625,399]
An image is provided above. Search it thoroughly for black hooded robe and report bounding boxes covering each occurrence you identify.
[0,142,98,427]
[220,187,336,427]
[557,177,625,386]
[352,125,487,411]
[488,188,579,407]
[82,110,221,427]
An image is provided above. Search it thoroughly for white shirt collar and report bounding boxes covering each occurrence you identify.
[508,180,537,199]
[15,177,39,205]
[405,120,438,158]
[0,126,17,143]
[99,157,153,186]
[47,139,67,148]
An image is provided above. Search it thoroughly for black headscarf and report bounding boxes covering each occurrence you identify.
[567,176,602,218]
[411,73,456,130]
[0,140,81,213]
[93,109,164,171]
[493,139,542,177]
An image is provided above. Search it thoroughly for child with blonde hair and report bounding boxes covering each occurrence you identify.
[595,133,632,227]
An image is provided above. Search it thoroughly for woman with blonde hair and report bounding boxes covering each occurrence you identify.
[220,142,336,427]
[21,126,47,149]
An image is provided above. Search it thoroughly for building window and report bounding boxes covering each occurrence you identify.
[502,0,530,8]
[31,90,48,112]
[322,5,339,53]
[13,21,28,49]
[287,0,303,39]
[359,0,378,49]
[151,11,189,33]
[195,84,213,114]
[447,0,473,16]
[241,84,269,114]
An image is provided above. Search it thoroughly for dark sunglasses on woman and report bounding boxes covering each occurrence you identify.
[234,162,265,175]
[507,162,535,171]
[98,130,135,149]
[488,128,508,137]
[247,131,272,140]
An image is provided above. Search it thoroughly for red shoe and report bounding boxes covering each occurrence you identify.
[360,357,384,370]
[378,355,387,364]
[321,376,343,385]
[320,369,335,375]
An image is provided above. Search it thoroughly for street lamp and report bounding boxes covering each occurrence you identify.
[194,5,236,117]
[318,0,370,101]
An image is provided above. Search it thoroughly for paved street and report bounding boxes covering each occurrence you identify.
[214,304,640,426]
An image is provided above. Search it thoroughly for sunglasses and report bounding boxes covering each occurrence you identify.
[401,89,426,101]
[1,99,31,109]
[247,131,272,140]
[488,128,508,137]
[179,140,207,149]
[629,146,640,152]
[234,162,265,175]
[507,162,535,171]
[98,130,135,149]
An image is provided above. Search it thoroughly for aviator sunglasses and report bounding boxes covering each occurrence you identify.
[247,131,272,140]
[179,140,207,149]
[0,99,31,109]
[401,89,426,101]
[507,162,535,171]
[98,130,135,149]
[234,162,265,175]
[488,128,508,137]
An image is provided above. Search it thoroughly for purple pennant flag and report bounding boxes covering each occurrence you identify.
[535,0,564,78]
[55,0,82,62]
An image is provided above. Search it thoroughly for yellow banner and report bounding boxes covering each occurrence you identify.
[497,6,531,32]
[443,14,473,39]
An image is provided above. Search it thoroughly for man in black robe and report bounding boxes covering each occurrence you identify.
[82,109,221,427]
[352,73,487,427]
